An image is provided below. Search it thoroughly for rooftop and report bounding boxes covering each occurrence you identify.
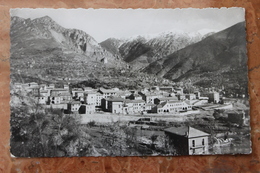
[168,100,183,104]
[226,109,245,114]
[160,97,179,101]
[99,88,118,93]
[106,97,125,102]
[85,91,97,95]
[157,101,167,108]
[116,91,132,95]
[145,93,159,96]
[83,87,94,91]
[52,88,68,91]
[50,92,71,97]
[72,88,83,91]
[164,126,210,138]
[125,99,145,103]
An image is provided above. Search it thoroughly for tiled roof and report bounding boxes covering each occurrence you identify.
[159,97,178,101]
[164,126,210,138]
[167,100,182,103]
[225,110,244,114]
[85,91,97,94]
[99,88,118,93]
[157,101,167,108]
[106,97,125,102]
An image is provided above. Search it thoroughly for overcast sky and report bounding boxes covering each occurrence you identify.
[11,8,245,42]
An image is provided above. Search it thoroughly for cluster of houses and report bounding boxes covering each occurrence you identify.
[13,82,221,115]
[12,82,248,155]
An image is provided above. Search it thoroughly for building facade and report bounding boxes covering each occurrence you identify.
[164,126,210,155]
[156,101,192,113]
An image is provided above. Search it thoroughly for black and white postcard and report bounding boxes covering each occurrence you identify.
[10,8,251,157]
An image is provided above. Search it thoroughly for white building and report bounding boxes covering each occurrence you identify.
[156,101,192,113]
[85,92,97,106]
[98,88,118,99]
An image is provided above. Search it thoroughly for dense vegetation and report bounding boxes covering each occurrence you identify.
[10,105,93,157]
[10,91,171,157]
[10,105,172,157]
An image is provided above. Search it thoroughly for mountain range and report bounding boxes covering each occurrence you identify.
[142,22,247,88]
[10,15,248,91]
[100,31,208,70]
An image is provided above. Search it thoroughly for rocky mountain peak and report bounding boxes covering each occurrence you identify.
[11,16,25,24]
[33,15,54,23]
[142,21,247,90]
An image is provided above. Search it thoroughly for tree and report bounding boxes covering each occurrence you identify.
[150,134,158,150]
[10,90,93,157]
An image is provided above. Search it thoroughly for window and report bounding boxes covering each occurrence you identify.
[192,140,195,147]
[202,139,205,146]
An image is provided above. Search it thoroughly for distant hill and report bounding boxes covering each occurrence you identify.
[142,22,248,89]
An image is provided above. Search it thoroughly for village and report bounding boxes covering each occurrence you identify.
[12,82,239,114]
[11,82,250,156]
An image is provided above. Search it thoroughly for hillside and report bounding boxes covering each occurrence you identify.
[10,16,128,85]
[143,23,247,83]
[10,16,170,89]
[11,16,105,57]
[99,38,124,59]
[10,16,248,93]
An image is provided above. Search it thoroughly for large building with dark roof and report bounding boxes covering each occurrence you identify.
[164,126,210,155]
